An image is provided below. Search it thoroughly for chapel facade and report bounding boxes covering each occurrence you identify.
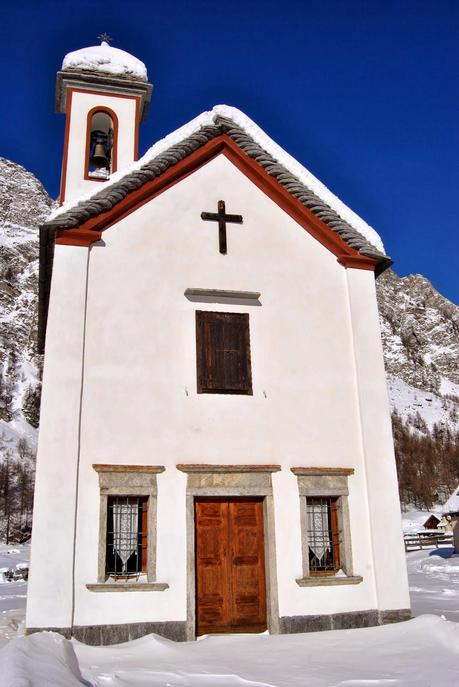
[26,42,410,644]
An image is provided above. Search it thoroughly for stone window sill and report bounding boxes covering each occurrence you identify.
[296,575,363,587]
[86,582,169,593]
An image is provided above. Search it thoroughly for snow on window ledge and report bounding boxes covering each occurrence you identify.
[296,575,363,587]
[88,168,110,180]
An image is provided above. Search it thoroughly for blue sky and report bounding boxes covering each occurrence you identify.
[1,0,457,303]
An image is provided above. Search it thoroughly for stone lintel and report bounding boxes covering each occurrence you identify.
[86,582,169,592]
[291,467,354,476]
[296,575,363,587]
[92,464,165,473]
[190,486,272,496]
[177,464,281,473]
[184,288,261,300]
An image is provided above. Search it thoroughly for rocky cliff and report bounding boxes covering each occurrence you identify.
[377,268,459,392]
[376,269,458,507]
[0,158,51,539]
[377,269,458,433]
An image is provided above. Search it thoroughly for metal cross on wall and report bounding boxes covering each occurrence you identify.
[201,200,243,254]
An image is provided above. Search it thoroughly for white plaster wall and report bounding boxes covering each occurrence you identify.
[29,154,409,630]
[63,90,137,203]
[66,154,401,627]
[346,269,411,610]
[26,246,89,629]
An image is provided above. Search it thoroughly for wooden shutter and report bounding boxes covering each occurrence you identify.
[141,498,148,572]
[330,499,340,571]
[196,311,252,394]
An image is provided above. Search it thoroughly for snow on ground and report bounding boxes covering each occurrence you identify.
[76,615,459,687]
[1,632,86,686]
[407,547,459,622]
[440,377,459,398]
[401,509,442,534]
[0,543,29,647]
[1,540,459,685]
[1,615,458,687]
[388,375,459,432]
[0,415,37,454]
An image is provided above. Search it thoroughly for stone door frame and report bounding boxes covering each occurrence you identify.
[177,464,281,640]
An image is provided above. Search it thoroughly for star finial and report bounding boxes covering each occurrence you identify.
[98,33,113,45]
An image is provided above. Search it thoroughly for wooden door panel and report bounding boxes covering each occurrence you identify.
[195,498,267,635]
[195,501,230,631]
[229,500,267,630]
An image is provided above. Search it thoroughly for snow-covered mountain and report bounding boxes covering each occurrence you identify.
[376,269,459,435]
[0,158,51,539]
[376,269,458,509]
[0,158,50,449]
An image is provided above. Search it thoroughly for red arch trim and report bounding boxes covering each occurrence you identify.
[84,106,119,182]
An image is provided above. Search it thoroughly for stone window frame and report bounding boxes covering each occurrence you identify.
[291,467,363,587]
[87,464,169,592]
[177,464,281,640]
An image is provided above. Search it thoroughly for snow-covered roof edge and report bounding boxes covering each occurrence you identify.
[62,41,148,82]
[48,105,385,255]
[443,485,459,515]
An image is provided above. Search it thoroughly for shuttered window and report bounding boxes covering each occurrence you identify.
[196,311,253,394]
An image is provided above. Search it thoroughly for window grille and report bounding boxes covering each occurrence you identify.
[106,496,147,579]
[307,497,340,575]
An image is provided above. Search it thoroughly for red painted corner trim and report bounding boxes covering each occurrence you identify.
[337,255,377,271]
[56,228,102,246]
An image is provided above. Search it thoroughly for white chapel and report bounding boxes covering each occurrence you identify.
[26,41,410,644]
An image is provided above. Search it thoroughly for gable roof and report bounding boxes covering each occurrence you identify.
[38,106,392,352]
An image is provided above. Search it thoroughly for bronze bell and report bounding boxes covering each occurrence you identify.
[89,130,110,169]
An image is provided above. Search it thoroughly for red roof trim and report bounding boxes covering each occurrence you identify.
[55,134,377,271]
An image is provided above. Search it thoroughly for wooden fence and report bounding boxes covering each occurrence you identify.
[404,532,453,552]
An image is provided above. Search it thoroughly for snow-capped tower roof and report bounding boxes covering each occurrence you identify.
[62,40,148,82]
[55,40,153,123]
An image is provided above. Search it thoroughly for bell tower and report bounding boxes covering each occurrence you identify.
[55,39,153,204]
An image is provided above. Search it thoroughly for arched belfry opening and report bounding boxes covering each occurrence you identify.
[55,40,152,202]
[86,109,118,180]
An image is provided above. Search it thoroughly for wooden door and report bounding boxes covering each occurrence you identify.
[195,498,267,635]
